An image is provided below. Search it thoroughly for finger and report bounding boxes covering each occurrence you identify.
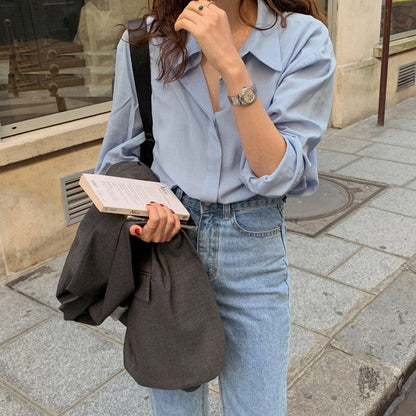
[175,15,199,32]
[129,224,143,237]
[138,204,160,242]
[167,212,182,242]
[145,203,169,242]
[175,1,215,30]
[160,206,177,241]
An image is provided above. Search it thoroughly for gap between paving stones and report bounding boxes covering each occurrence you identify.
[287,347,329,389]
[365,205,416,221]
[2,225,415,416]
[8,282,126,347]
[328,340,407,416]
[58,369,126,415]
[0,377,56,416]
[327,256,415,340]
[2,283,221,414]
[290,264,377,300]
[287,258,416,411]
[309,234,402,262]
[76,322,125,346]
[330,264,416,414]
[287,327,331,388]
[287,343,402,416]
[0,315,57,350]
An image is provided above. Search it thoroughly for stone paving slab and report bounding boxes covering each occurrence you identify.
[0,317,124,413]
[328,206,416,257]
[93,318,126,343]
[369,128,416,149]
[316,149,359,172]
[385,97,416,116]
[287,346,399,416]
[9,254,128,343]
[9,253,67,311]
[290,268,372,336]
[406,179,416,190]
[319,135,373,154]
[383,118,416,133]
[0,286,54,344]
[63,371,224,416]
[335,157,416,185]
[328,247,406,293]
[369,188,416,218]
[336,270,416,372]
[332,118,382,141]
[0,384,45,416]
[287,324,329,385]
[286,233,360,275]
[357,143,416,164]
[63,372,153,416]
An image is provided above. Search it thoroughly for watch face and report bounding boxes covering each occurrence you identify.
[240,87,257,104]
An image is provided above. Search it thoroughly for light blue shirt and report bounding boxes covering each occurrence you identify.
[95,0,336,203]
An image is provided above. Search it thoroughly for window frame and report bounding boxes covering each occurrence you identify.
[1,101,112,139]
[380,0,416,42]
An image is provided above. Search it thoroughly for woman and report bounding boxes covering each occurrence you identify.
[96,0,335,414]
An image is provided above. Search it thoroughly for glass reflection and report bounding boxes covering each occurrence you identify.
[0,0,146,128]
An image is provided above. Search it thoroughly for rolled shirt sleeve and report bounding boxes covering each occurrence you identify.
[240,21,336,197]
[95,31,146,175]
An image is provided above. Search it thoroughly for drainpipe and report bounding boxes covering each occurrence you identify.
[377,0,393,126]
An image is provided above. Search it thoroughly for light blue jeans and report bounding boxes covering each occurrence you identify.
[148,190,290,416]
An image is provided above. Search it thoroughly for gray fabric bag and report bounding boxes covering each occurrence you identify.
[56,161,226,392]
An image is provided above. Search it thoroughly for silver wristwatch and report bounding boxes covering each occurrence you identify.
[228,85,258,106]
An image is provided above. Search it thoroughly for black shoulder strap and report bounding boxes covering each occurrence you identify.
[128,18,154,168]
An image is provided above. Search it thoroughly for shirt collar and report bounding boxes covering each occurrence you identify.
[179,0,282,74]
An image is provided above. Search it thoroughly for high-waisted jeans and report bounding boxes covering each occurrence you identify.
[148,190,290,416]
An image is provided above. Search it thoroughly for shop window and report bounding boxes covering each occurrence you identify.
[381,0,416,40]
[0,0,147,137]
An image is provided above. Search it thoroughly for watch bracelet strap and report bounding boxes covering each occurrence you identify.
[228,95,240,105]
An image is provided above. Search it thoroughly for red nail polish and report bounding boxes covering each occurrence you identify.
[150,201,156,204]
[170,209,175,214]
[160,204,164,207]
[135,227,141,236]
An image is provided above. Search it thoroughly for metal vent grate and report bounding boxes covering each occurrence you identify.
[397,61,416,91]
[61,169,94,225]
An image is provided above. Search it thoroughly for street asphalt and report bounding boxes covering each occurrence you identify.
[1,96,416,415]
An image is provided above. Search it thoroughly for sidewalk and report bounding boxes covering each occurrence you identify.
[1,97,416,415]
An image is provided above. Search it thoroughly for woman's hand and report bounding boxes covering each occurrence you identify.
[174,0,240,74]
[129,202,181,243]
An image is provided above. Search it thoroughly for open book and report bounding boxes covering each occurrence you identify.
[80,173,190,221]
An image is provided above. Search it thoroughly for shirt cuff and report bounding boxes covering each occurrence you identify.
[240,135,304,197]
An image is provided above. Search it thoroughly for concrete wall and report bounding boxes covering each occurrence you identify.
[0,116,106,283]
[331,0,416,127]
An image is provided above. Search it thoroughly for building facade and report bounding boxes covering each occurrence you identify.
[1,0,416,279]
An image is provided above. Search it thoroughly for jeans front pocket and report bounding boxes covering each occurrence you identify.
[231,205,283,238]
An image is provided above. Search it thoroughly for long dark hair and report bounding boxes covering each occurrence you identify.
[129,0,327,82]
